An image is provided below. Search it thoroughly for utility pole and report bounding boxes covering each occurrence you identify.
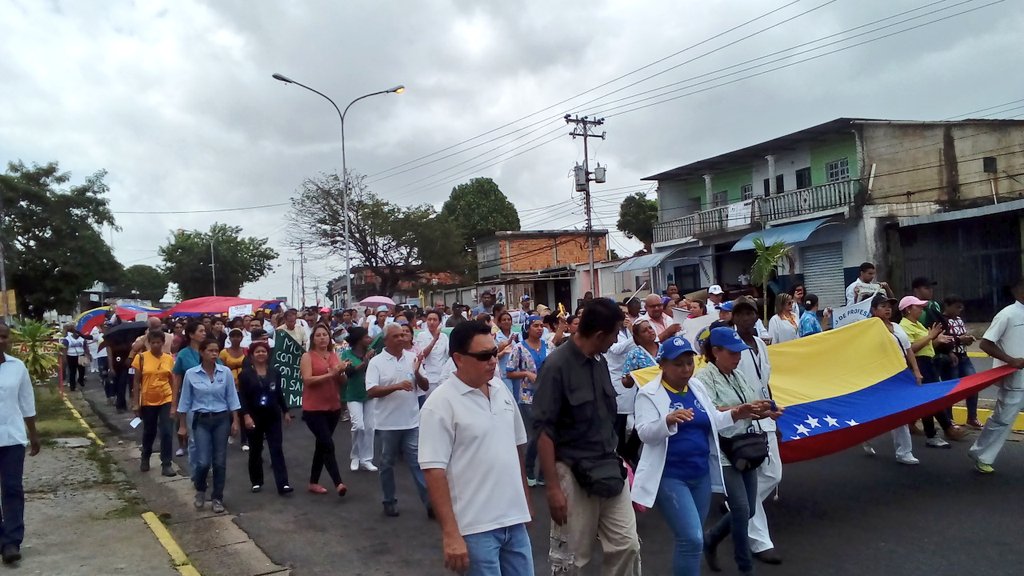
[288,258,299,307]
[312,275,321,306]
[0,192,9,323]
[298,241,307,308]
[566,115,607,295]
[210,239,217,297]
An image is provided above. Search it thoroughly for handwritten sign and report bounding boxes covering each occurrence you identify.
[228,303,254,319]
[833,298,873,328]
[273,330,304,408]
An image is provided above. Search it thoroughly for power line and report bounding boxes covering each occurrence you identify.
[945,97,1024,119]
[113,201,290,215]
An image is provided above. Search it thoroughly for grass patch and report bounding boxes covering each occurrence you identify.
[33,386,88,440]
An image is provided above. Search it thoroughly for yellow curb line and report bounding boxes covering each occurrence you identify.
[967,351,988,359]
[951,406,1024,431]
[61,395,105,446]
[142,511,202,575]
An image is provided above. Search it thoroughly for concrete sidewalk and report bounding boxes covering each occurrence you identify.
[19,388,178,575]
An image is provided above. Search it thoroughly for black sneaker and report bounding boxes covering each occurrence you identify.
[161,464,176,477]
[383,502,400,517]
[704,533,722,573]
[140,458,150,472]
[279,485,294,495]
[1,544,21,564]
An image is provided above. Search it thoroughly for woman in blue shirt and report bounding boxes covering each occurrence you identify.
[632,336,765,576]
[505,315,554,486]
[798,293,831,337]
[177,339,241,514]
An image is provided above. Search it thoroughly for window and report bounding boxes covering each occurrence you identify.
[712,191,728,207]
[741,183,754,200]
[763,178,771,197]
[795,167,812,189]
[826,158,849,183]
[673,265,700,294]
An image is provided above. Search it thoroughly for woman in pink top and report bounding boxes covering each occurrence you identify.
[300,323,351,496]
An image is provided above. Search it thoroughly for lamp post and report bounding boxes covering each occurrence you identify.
[272,73,404,307]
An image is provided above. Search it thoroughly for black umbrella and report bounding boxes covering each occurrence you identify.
[102,321,148,346]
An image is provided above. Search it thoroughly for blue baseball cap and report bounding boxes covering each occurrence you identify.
[719,301,734,312]
[709,327,750,352]
[658,336,696,361]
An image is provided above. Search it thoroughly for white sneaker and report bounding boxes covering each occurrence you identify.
[360,461,378,472]
[350,459,359,472]
[241,444,250,452]
[175,448,185,457]
[926,437,951,449]
[862,443,876,456]
[228,436,234,445]
[896,454,920,465]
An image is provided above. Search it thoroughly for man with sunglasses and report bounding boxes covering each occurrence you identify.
[420,321,533,576]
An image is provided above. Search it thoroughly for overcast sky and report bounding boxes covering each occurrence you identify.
[2,0,1022,304]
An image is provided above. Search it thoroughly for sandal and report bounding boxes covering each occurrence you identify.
[308,483,328,495]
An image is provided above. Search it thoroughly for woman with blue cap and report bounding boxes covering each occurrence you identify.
[632,335,768,576]
[697,327,783,575]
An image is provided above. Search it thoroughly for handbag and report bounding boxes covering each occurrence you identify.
[718,371,769,472]
[570,457,626,498]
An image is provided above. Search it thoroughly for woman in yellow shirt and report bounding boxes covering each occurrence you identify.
[219,328,249,451]
[131,330,177,477]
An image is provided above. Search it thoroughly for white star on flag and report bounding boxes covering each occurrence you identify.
[846,419,859,426]
[804,415,821,429]
[795,424,810,436]
[823,415,839,427]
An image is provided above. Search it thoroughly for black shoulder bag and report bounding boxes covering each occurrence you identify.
[718,373,768,472]
[569,359,626,498]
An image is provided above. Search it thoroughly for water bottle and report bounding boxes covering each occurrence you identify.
[549,523,576,575]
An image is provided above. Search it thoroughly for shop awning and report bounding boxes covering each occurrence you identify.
[730,217,831,252]
[898,198,1024,227]
[615,249,682,273]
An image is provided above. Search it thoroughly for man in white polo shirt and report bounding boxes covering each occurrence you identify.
[366,323,431,518]
[0,323,41,565]
[968,278,1024,474]
[420,320,533,575]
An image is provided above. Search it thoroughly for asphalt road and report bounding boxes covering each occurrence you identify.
[81,373,1024,576]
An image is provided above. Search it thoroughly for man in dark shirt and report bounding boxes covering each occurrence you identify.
[533,299,641,575]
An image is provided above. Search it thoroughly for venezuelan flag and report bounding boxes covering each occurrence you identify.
[628,318,1014,463]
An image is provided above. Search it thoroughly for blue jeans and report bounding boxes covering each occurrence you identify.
[657,474,712,576]
[191,412,231,500]
[517,404,542,482]
[375,428,428,507]
[0,445,26,548]
[463,523,535,576]
[706,466,758,573]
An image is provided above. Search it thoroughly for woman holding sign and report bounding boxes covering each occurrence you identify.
[300,323,351,496]
[238,341,293,495]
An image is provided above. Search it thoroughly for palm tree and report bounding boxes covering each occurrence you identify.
[10,319,60,390]
[750,238,794,323]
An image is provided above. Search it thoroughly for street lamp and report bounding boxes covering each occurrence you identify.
[272,73,405,306]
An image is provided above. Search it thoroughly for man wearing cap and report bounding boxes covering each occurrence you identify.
[511,295,532,327]
[731,297,783,565]
[911,277,942,327]
[969,278,1024,473]
[706,285,726,313]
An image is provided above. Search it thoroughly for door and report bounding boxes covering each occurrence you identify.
[801,243,845,310]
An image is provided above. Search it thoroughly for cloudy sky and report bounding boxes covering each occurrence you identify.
[3,0,1022,304]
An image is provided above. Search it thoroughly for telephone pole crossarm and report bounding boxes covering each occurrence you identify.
[565,115,607,297]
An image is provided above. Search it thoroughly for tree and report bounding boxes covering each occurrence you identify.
[440,177,520,251]
[119,264,168,303]
[0,161,122,317]
[159,223,277,300]
[288,172,465,296]
[616,192,659,252]
[750,238,794,322]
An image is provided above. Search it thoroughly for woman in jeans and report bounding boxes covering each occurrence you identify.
[505,315,554,486]
[300,323,351,496]
[937,296,982,428]
[131,330,177,477]
[697,328,782,576]
[238,341,293,495]
[177,339,241,514]
[633,336,766,576]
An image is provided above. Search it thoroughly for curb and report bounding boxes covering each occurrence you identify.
[951,405,1024,431]
[142,511,203,576]
[62,394,105,446]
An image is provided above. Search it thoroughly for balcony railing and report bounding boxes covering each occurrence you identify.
[653,179,859,244]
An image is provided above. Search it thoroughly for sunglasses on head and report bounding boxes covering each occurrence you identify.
[460,348,499,361]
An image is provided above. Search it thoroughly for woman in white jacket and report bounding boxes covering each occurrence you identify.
[631,336,768,576]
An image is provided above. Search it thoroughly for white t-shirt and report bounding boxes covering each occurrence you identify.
[419,375,531,536]
[0,354,36,447]
[891,323,912,352]
[414,331,450,386]
[605,328,637,415]
[846,280,884,306]
[767,315,799,345]
[365,349,422,430]
[983,301,1024,389]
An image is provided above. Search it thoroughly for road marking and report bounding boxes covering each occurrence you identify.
[951,406,1024,431]
[142,511,202,575]
[61,395,105,446]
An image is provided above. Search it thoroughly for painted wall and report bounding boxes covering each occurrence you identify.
[809,135,860,186]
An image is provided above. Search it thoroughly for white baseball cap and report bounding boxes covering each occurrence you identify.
[708,285,724,295]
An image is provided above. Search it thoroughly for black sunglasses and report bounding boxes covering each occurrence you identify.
[460,348,499,361]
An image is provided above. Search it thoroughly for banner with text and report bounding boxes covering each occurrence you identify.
[832,298,874,328]
[273,330,304,408]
